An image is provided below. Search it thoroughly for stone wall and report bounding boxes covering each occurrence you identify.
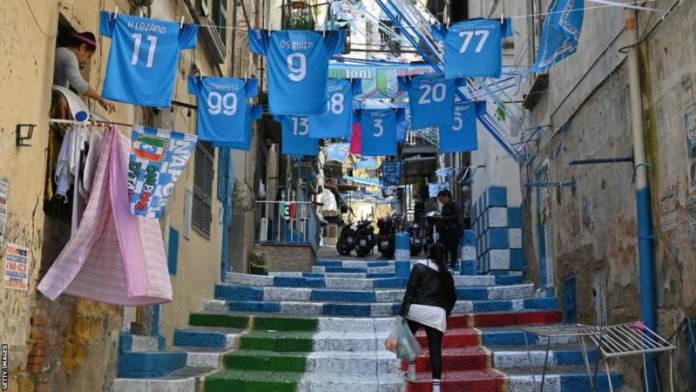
[255,244,316,272]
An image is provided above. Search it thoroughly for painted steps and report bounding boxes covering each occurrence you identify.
[195,314,404,392]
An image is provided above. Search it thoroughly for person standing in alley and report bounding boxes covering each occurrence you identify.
[399,243,456,391]
[436,189,461,270]
[54,31,116,113]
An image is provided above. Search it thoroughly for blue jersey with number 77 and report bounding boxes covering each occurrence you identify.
[99,11,198,107]
[432,18,512,79]
[249,29,345,115]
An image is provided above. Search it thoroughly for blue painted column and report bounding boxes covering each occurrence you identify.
[459,230,478,275]
[395,232,411,277]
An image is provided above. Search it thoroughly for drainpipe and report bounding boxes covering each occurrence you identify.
[625,9,658,391]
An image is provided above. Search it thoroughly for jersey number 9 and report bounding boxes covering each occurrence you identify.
[287,53,307,82]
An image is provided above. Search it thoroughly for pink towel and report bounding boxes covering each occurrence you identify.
[38,127,172,305]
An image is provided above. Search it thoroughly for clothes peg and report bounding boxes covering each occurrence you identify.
[113,6,119,20]
[501,13,504,24]
[180,16,185,28]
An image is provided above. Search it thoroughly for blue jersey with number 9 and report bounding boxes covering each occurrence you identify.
[100,11,198,107]
[249,29,345,115]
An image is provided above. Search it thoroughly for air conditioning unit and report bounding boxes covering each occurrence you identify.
[259,217,269,241]
[199,0,210,16]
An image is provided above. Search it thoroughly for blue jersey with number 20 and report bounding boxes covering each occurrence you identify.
[188,76,258,145]
[249,29,345,115]
[432,18,512,79]
[100,11,198,107]
[402,74,458,129]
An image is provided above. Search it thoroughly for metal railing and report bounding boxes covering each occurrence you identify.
[255,201,320,252]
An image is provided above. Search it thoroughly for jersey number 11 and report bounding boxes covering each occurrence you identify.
[131,33,158,68]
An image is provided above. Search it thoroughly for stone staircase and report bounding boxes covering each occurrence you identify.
[111,258,623,392]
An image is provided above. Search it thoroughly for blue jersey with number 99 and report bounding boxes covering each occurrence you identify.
[100,11,198,107]
[249,29,345,116]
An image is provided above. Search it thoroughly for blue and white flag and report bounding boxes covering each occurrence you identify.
[128,127,197,218]
[381,162,401,187]
[531,0,584,73]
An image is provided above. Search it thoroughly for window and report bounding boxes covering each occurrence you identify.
[192,142,215,238]
[211,0,227,46]
[197,0,227,63]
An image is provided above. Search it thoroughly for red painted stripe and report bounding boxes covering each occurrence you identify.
[472,310,563,327]
[406,347,491,372]
[407,369,506,392]
[415,328,480,348]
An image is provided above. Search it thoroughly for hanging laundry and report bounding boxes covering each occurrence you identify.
[127,126,197,218]
[188,76,258,145]
[99,11,198,107]
[38,127,172,306]
[248,29,345,115]
[438,102,479,153]
[432,18,513,79]
[308,79,361,138]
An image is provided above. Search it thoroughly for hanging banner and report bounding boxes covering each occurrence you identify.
[382,162,401,187]
[531,0,584,73]
[428,183,450,198]
[128,127,197,218]
[3,243,30,291]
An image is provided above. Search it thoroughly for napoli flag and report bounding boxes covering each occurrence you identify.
[531,0,584,73]
[439,102,478,153]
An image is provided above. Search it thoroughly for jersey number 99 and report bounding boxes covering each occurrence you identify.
[207,92,238,116]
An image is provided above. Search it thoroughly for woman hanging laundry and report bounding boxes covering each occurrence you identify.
[398,243,457,391]
[54,31,116,113]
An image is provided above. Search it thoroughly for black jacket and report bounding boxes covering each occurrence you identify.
[399,262,457,317]
[438,201,461,232]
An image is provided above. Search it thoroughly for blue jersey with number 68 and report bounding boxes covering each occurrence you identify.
[249,29,345,115]
[188,76,258,145]
[100,11,198,107]
[308,79,361,138]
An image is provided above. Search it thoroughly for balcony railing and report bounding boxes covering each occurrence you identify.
[255,201,320,252]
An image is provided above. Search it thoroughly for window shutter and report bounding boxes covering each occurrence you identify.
[192,142,215,238]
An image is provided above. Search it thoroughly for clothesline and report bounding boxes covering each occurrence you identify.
[61,0,661,34]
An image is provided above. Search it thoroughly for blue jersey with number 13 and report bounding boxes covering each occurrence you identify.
[100,11,198,107]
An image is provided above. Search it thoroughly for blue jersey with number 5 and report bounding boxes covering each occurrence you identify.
[276,116,319,156]
[356,110,398,157]
[432,18,511,79]
[188,76,258,145]
[100,11,198,107]
[308,79,360,138]
[439,102,478,153]
[249,29,345,115]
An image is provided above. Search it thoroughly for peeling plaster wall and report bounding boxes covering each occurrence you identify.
[516,0,696,389]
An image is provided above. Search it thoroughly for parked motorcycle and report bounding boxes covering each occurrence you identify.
[354,220,375,257]
[408,221,424,256]
[377,216,396,259]
[336,222,356,256]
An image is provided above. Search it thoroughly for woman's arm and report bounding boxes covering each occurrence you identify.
[399,266,420,317]
[58,49,115,113]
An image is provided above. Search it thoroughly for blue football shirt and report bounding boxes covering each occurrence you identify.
[214,105,263,151]
[432,18,512,79]
[402,74,459,129]
[249,29,345,115]
[100,11,198,107]
[188,76,258,144]
[276,116,319,156]
[356,110,398,157]
[308,79,361,138]
[439,102,478,153]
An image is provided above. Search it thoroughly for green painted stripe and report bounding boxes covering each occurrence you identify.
[223,350,307,372]
[253,316,318,332]
[205,369,301,392]
[188,313,250,329]
[239,330,314,352]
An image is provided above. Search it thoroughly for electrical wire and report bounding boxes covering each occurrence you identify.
[617,0,683,53]
[24,0,56,38]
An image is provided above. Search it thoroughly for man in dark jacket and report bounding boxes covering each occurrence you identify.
[436,190,461,269]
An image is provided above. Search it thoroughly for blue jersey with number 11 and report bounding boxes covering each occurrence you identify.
[100,11,198,107]
[249,29,345,115]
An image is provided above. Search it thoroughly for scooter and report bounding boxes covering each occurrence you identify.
[354,220,375,257]
[336,222,356,256]
[408,221,424,257]
[377,216,395,259]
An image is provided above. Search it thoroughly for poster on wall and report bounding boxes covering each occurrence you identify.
[685,105,696,191]
[3,243,30,291]
[0,179,7,245]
